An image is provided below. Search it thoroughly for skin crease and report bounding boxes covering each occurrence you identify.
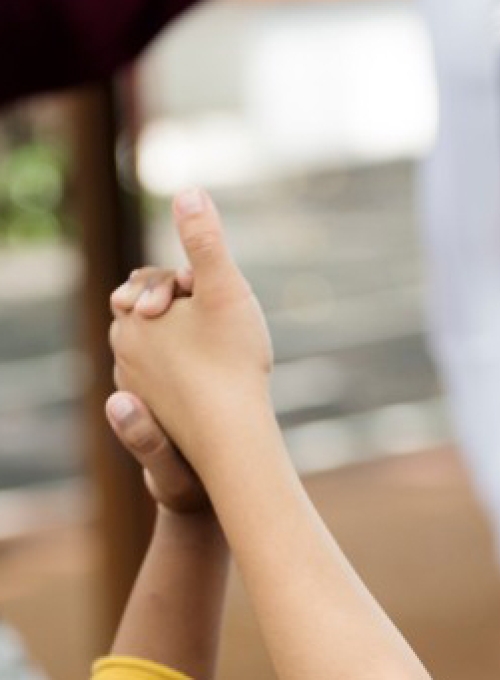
[110,188,432,680]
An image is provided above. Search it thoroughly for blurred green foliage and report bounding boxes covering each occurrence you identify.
[0,142,69,243]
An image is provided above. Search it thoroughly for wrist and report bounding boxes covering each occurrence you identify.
[155,505,227,551]
[191,395,285,487]
[165,376,274,472]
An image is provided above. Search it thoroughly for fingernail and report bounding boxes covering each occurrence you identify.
[109,395,135,422]
[139,288,152,302]
[136,288,153,310]
[112,282,131,302]
[175,188,206,218]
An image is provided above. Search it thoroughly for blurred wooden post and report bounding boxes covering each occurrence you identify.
[69,81,153,646]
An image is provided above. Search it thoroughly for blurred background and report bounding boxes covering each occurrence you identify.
[1,1,500,679]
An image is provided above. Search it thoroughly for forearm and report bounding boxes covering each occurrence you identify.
[193,400,431,680]
[112,509,229,680]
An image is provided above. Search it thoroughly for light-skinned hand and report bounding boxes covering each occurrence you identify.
[109,188,273,474]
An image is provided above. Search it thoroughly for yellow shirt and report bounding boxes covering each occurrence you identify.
[92,657,193,680]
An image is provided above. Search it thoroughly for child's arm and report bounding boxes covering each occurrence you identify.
[110,189,432,680]
[109,506,228,680]
[99,289,229,680]
[189,402,429,680]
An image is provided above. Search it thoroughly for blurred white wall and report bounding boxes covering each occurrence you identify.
[138,2,249,117]
[138,1,438,194]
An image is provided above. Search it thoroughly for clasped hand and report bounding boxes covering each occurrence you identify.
[109,188,273,492]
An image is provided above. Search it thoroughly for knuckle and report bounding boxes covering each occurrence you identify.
[130,267,153,281]
[184,230,219,256]
[128,422,165,457]
[146,272,172,291]
[161,270,177,286]
[143,271,163,287]
[133,266,176,283]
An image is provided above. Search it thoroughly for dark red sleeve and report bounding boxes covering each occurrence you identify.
[0,0,199,107]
